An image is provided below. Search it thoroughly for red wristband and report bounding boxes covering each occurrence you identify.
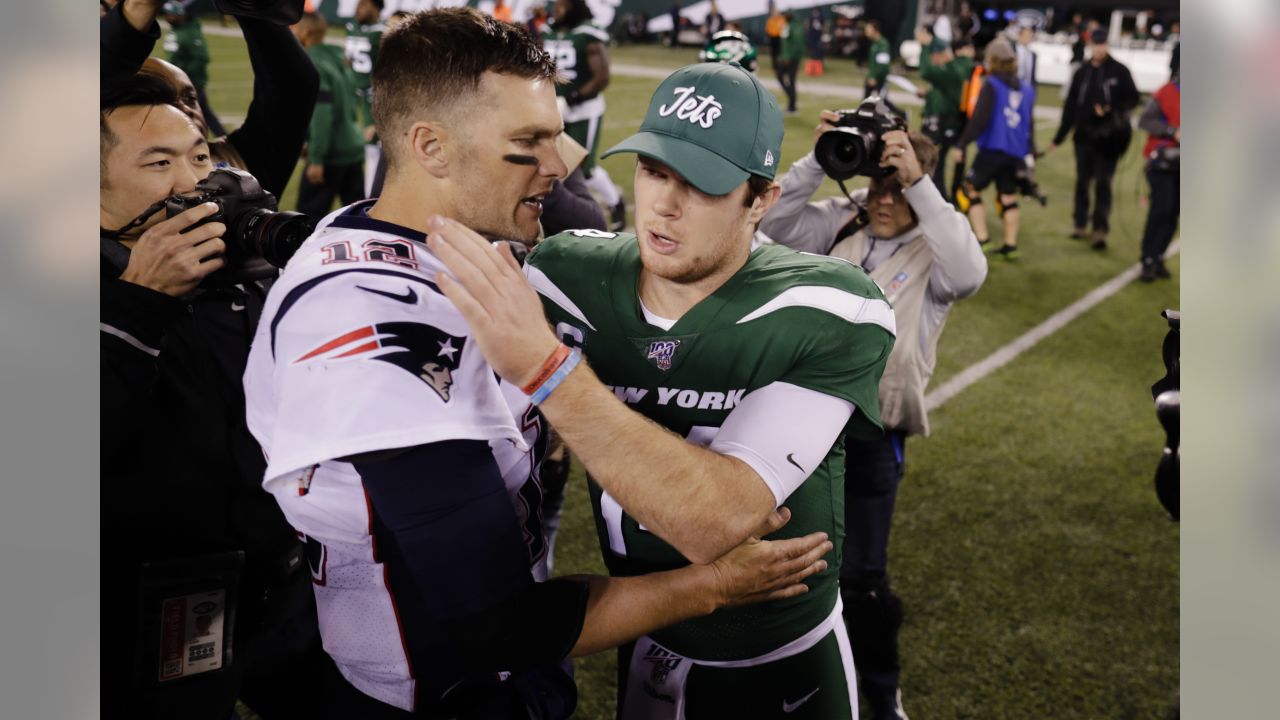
[521,343,571,395]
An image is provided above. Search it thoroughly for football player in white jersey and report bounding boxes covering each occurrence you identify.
[243,9,830,718]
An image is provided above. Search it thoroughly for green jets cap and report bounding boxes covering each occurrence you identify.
[602,61,783,196]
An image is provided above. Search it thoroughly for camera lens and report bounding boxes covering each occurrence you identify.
[815,127,873,181]
[238,209,315,269]
[832,136,866,168]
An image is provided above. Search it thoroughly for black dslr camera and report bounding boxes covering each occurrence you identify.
[165,168,313,284]
[815,96,907,181]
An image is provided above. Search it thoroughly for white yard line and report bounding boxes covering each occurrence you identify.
[923,240,1181,412]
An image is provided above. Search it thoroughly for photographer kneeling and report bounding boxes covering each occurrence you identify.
[760,98,987,720]
[100,74,326,719]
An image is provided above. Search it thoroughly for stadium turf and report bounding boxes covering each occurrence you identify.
[186,27,1178,720]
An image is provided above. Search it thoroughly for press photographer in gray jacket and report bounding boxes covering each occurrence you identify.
[760,113,987,720]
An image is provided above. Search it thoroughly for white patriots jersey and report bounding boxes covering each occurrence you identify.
[243,200,552,711]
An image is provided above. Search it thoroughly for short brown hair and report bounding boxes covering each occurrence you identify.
[372,8,558,171]
[908,131,938,177]
[744,174,773,207]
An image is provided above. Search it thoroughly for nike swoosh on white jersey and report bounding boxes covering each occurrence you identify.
[783,687,820,713]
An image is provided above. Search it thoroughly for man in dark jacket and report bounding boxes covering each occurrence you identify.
[1049,28,1139,249]
[101,0,317,199]
[99,39,327,720]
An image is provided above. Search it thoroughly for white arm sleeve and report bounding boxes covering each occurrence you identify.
[708,381,856,507]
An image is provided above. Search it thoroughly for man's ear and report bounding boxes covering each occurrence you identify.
[748,182,783,225]
[408,121,450,179]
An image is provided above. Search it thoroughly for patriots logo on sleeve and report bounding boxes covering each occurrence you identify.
[294,322,467,402]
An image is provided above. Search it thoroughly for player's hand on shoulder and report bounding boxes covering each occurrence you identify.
[709,507,833,609]
[427,216,560,388]
[120,202,226,297]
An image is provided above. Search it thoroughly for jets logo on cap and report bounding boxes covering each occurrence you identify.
[764,150,775,167]
[658,86,724,129]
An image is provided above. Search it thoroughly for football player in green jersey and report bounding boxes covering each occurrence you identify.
[160,1,225,137]
[344,0,385,195]
[429,62,897,719]
[543,0,627,231]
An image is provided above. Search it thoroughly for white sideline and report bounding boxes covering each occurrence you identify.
[923,240,1181,412]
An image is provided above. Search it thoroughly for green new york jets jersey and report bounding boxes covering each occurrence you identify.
[526,231,895,661]
[344,21,384,125]
[542,23,609,98]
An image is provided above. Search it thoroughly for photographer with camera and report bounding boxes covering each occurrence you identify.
[760,97,987,720]
[951,37,1036,259]
[1048,28,1139,250]
[101,0,318,199]
[100,74,326,719]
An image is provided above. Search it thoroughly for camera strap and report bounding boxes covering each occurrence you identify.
[100,199,168,241]
[826,179,871,254]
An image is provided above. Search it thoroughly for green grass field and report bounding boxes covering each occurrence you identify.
[184,26,1178,720]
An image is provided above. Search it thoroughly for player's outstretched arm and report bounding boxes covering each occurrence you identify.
[427,216,779,564]
[570,508,831,657]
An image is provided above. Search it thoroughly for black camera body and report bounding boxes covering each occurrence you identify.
[165,168,313,284]
[815,96,907,181]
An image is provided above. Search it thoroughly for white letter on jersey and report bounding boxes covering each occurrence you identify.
[675,390,699,408]
[657,387,680,405]
[697,392,725,410]
[724,388,746,410]
[615,387,648,404]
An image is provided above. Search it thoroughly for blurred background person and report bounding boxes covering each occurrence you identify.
[160,1,225,137]
[1049,28,1139,250]
[527,4,548,35]
[343,0,385,196]
[805,7,825,76]
[544,0,626,230]
[1015,23,1037,86]
[864,19,890,100]
[761,113,986,720]
[702,0,724,42]
[915,26,966,200]
[1138,71,1180,282]
[294,12,365,221]
[765,0,784,69]
[953,37,1035,259]
[777,10,803,114]
[668,0,682,47]
[491,0,513,24]
[955,1,979,40]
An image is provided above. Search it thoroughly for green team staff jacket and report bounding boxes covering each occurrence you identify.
[305,43,364,168]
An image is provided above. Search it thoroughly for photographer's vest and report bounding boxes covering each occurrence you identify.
[829,228,939,436]
[977,74,1034,158]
